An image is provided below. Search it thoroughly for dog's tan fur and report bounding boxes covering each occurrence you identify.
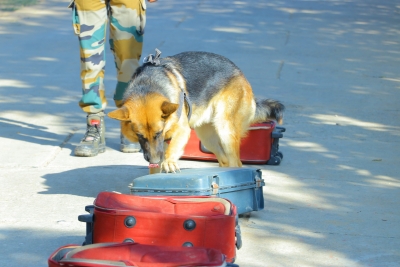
[189,75,256,167]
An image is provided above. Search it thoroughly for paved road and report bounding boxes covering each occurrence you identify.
[0,0,399,266]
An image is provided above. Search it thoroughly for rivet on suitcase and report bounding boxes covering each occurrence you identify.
[181,121,285,165]
[48,242,240,267]
[129,167,265,215]
[78,192,240,263]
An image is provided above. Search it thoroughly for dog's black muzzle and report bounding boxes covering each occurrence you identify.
[140,138,164,164]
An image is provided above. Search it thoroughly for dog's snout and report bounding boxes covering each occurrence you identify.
[143,153,150,162]
[142,142,162,164]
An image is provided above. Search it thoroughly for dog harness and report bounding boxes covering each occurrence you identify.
[143,49,192,121]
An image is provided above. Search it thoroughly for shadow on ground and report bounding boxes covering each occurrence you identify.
[0,228,82,267]
[40,165,150,197]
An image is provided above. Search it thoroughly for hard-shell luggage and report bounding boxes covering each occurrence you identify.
[78,192,239,263]
[181,121,285,165]
[130,167,265,215]
[48,242,239,267]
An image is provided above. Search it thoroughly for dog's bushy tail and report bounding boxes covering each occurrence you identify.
[253,98,285,124]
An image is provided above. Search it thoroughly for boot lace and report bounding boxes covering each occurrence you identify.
[83,124,100,141]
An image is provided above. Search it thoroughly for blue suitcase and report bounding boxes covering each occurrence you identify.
[129,167,265,215]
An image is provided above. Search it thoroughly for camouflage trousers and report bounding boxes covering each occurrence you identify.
[70,0,146,113]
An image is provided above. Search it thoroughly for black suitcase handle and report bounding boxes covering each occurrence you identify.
[266,125,285,165]
[78,205,94,245]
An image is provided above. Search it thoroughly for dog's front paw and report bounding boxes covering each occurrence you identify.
[161,160,181,173]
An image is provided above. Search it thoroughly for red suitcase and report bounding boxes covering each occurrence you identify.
[180,121,285,165]
[81,192,238,263]
[48,242,239,267]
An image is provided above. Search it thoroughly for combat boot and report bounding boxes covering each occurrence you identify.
[120,133,141,153]
[74,112,106,157]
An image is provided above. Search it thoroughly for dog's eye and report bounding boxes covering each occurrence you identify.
[154,131,162,140]
[136,133,144,139]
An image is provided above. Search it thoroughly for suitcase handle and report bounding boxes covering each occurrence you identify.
[271,131,283,139]
[275,126,286,132]
[78,214,92,223]
[78,205,95,245]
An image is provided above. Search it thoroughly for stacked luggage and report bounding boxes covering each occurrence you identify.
[49,124,284,266]
[48,168,264,266]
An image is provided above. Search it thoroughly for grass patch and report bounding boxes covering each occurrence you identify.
[0,0,38,12]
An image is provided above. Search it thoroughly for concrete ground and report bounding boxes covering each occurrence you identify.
[0,0,399,266]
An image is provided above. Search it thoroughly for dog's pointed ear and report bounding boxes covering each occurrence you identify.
[161,101,179,118]
[108,106,130,121]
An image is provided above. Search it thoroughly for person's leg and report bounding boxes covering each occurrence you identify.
[72,0,108,157]
[109,0,146,152]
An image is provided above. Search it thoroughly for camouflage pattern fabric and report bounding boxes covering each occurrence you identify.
[71,0,146,113]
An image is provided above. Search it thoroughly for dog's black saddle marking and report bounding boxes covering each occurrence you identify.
[143,48,162,65]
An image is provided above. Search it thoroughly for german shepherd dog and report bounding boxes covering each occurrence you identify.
[108,49,284,173]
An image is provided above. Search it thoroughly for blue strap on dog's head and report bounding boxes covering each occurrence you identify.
[143,48,162,65]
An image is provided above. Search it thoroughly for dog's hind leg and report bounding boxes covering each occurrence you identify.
[214,122,243,167]
[196,123,242,167]
[208,75,255,167]
[195,124,228,166]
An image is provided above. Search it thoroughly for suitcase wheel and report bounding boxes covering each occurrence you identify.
[124,216,137,228]
[235,225,242,250]
[266,155,282,165]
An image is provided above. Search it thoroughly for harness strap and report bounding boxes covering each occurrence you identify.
[144,48,192,121]
[177,91,192,121]
[143,48,162,65]
[184,93,192,121]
